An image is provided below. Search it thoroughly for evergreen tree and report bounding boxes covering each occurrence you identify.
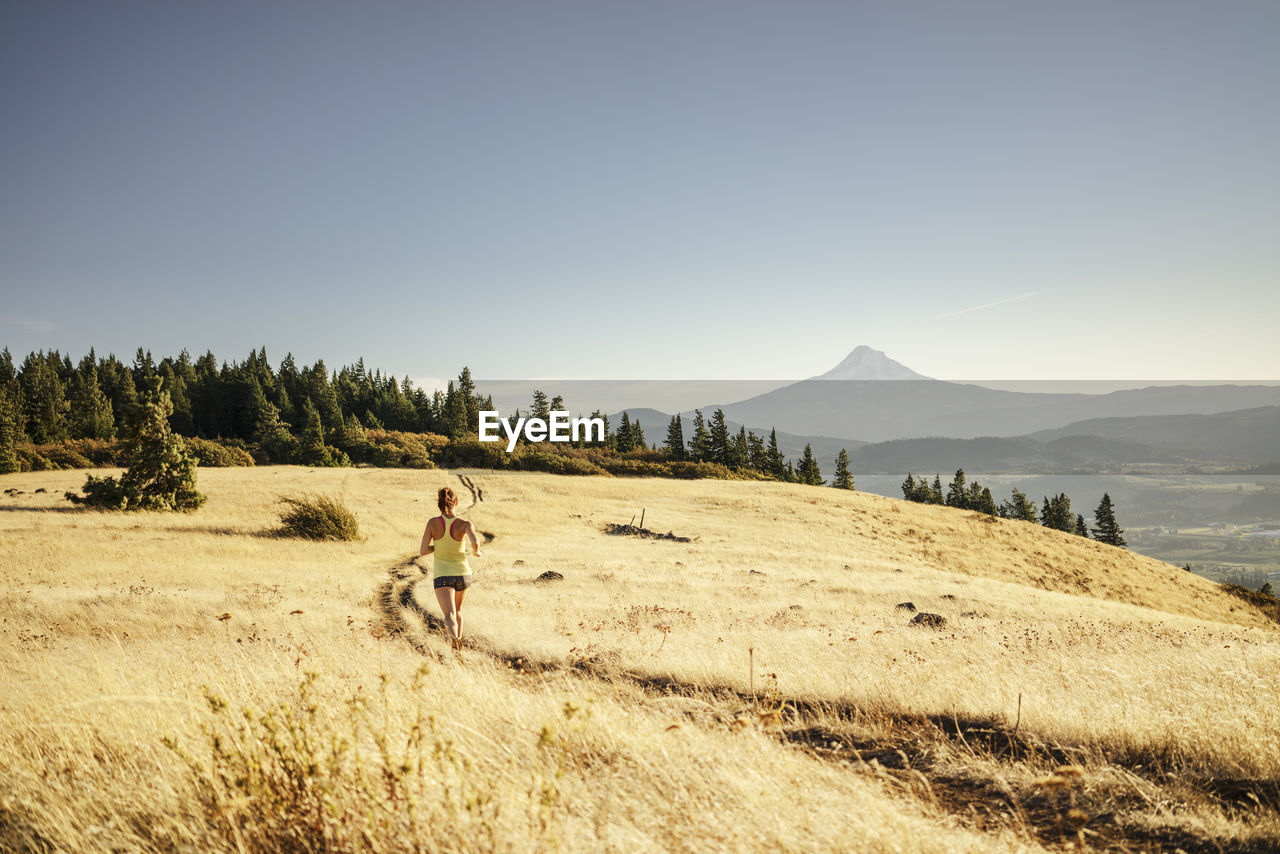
[549,394,565,413]
[305,360,344,434]
[831,449,854,489]
[0,348,13,384]
[131,347,157,388]
[67,354,116,439]
[616,411,636,452]
[746,430,767,472]
[20,352,70,443]
[708,409,731,466]
[66,379,206,511]
[456,366,480,431]
[335,413,370,463]
[277,353,305,422]
[902,473,917,501]
[966,481,985,510]
[998,487,1038,522]
[172,349,198,388]
[797,444,824,485]
[971,485,997,515]
[159,361,195,435]
[0,385,20,473]
[729,426,749,470]
[930,475,944,505]
[189,351,223,437]
[1261,582,1274,598]
[688,410,712,462]
[530,390,550,422]
[385,377,418,430]
[1090,493,1126,547]
[1041,493,1075,532]
[443,381,469,439]
[253,395,297,463]
[119,380,206,510]
[295,398,347,467]
[587,410,609,448]
[664,414,685,460]
[766,428,787,479]
[945,469,969,509]
[1075,514,1089,537]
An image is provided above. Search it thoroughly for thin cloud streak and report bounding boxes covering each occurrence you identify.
[932,292,1038,320]
[0,315,57,334]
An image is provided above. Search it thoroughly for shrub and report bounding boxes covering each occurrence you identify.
[187,437,255,467]
[71,473,130,510]
[1222,583,1280,626]
[597,458,672,478]
[34,444,92,469]
[435,437,508,469]
[511,448,608,476]
[277,494,360,541]
[15,447,53,471]
[365,430,436,469]
[12,440,125,471]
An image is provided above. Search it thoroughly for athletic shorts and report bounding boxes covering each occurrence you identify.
[433,575,474,591]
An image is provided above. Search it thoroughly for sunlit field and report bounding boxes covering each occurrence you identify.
[2,466,1277,852]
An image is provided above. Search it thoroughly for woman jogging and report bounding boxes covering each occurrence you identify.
[420,486,481,649]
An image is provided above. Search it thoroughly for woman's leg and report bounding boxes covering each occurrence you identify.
[454,588,467,642]
[434,586,460,647]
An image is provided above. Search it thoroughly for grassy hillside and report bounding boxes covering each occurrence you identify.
[2,467,1278,852]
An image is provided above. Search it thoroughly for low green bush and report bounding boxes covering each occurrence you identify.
[277,494,360,541]
[596,458,672,477]
[15,447,54,471]
[1222,583,1280,625]
[435,438,508,469]
[188,437,256,467]
[511,448,608,476]
[365,430,436,469]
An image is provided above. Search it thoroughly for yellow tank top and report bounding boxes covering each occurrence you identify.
[432,515,471,579]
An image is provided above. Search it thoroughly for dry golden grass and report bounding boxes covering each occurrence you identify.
[2,466,1277,852]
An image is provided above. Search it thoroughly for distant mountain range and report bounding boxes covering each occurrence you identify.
[609,347,1280,473]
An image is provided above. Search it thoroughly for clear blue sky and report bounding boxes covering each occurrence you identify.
[2,1,1277,382]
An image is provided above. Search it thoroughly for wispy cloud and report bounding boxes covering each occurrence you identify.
[0,315,57,334]
[932,291,1038,320]
[1189,330,1216,340]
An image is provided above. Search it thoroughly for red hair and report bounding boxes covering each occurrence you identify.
[437,487,458,514]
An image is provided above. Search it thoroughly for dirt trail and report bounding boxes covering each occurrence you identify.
[456,473,483,510]
[377,484,1278,853]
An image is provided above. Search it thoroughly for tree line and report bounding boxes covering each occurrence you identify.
[902,469,1126,547]
[0,347,493,470]
[0,348,864,488]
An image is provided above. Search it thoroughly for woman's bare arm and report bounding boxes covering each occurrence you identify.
[420,520,436,555]
[466,521,481,556]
